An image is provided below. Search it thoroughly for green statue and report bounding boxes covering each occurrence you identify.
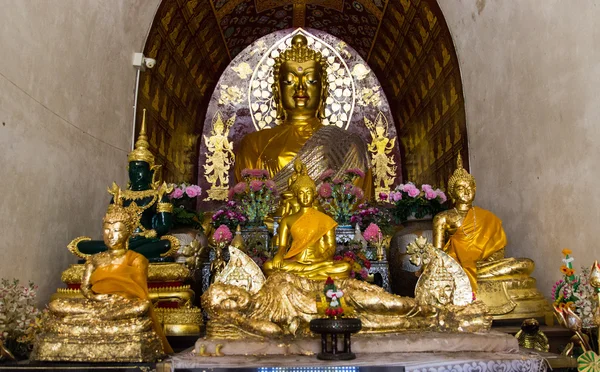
[69,112,179,262]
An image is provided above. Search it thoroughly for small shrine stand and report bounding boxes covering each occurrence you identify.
[309,318,362,360]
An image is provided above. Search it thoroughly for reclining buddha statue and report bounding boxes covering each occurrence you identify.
[69,112,178,262]
[203,171,492,339]
[432,155,552,323]
[234,34,372,197]
[33,191,172,362]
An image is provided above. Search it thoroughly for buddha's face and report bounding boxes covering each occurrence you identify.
[279,60,323,117]
[103,221,130,249]
[296,186,316,207]
[128,161,152,187]
[434,282,454,305]
[452,179,475,204]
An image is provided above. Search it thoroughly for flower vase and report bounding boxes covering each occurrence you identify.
[389,215,433,297]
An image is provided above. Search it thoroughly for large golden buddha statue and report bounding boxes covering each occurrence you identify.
[33,191,172,362]
[234,34,372,196]
[433,155,552,322]
[263,172,351,280]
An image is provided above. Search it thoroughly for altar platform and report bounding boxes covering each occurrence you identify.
[160,349,553,372]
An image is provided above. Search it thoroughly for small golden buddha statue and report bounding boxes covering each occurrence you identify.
[234,34,372,196]
[433,155,552,322]
[33,191,172,361]
[263,173,351,280]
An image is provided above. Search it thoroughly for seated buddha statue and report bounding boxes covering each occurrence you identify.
[69,113,178,262]
[234,34,372,197]
[263,172,351,280]
[433,155,551,322]
[33,193,172,361]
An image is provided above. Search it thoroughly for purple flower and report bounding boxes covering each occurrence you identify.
[379,192,388,201]
[170,187,184,199]
[346,168,365,178]
[241,168,269,179]
[352,187,364,200]
[213,224,233,244]
[359,268,369,279]
[250,180,264,192]
[319,169,336,181]
[333,178,343,185]
[318,183,333,198]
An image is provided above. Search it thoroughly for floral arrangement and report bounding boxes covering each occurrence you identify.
[228,169,277,226]
[350,202,395,236]
[384,183,447,223]
[364,223,386,260]
[334,241,371,280]
[318,168,365,225]
[211,201,247,231]
[324,277,344,318]
[552,249,598,329]
[213,224,233,246]
[0,279,42,360]
[168,183,203,229]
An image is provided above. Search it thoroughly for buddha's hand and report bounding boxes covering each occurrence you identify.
[140,229,157,239]
[272,253,284,269]
[91,294,118,302]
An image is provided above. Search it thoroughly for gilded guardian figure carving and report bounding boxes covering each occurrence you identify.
[234,34,372,196]
[433,155,552,322]
[69,110,179,262]
[32,191,172,361]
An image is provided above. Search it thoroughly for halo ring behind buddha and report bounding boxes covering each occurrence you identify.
[249,28,355,131]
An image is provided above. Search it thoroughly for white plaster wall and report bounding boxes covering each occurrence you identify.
[0,0,160,303]
[438,0,600,297]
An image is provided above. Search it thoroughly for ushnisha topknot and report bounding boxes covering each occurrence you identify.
[447,154,476,198]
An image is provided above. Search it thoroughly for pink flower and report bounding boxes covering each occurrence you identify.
[379,192,388,201]
[363,223,382,243]
[421,184,433,192]
[241,168,269,179]
[359,268,369,279]
[333,178,343,185]
[318,183,333,198]
[352,187,364,200]
[319,169,336,181]
[170,187,184,199]
[233,182,247,194]
[213,224,233,244]
[404,184,420,198]
[227,188,235,200]
[390,191,402,202]
[265,179,276,191]
[435,189,447,203]
[346,168,365,178]
[250,180,263,192]
[185,185,202,198]
[424,189,437,200]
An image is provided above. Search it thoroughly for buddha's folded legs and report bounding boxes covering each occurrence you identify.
[263,259,351,280]
[477,257,534,280]
[48,297,150,320]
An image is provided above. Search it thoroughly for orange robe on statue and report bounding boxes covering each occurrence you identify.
[89,250,173,354]
[444,206,507,292]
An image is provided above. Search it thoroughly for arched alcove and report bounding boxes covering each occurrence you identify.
[137,0,467,191]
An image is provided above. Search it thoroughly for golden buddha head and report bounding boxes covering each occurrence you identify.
[102,191,141,250]
[448,154,476,204]
[272,34,328,120]
[292,174,317,207]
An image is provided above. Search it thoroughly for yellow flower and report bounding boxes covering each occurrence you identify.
[560,265,569,274]
[565,268,575,276]
[565,301,576,311]
[562,248,572,256]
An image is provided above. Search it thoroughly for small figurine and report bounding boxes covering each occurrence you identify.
[515,318,549,352]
